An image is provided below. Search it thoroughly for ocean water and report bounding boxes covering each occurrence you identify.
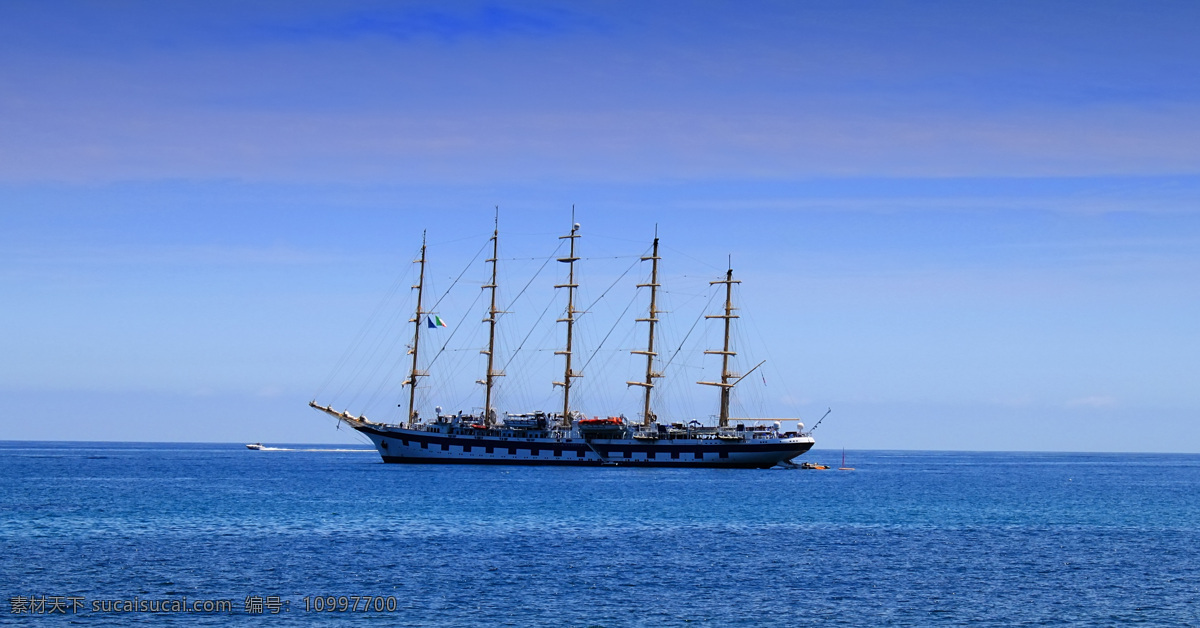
[1,443,1198,626]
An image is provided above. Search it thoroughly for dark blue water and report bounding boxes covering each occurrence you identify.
[2,442,1198,626]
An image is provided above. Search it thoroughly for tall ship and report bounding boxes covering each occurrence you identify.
[310,216,815,468]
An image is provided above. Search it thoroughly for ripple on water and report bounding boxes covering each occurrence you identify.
[1,445,1199,626]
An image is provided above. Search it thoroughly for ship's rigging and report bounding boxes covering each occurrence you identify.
[312,215,804,438]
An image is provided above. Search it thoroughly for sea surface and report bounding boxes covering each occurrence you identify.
[1,442,1198,626]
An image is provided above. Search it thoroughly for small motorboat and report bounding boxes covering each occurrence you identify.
[800,461,829,470]
[245,443,264,450]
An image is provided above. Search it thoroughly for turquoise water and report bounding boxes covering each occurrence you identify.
[2,442,1198,625]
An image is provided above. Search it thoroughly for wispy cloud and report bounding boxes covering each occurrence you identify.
[2,244,345,268]
[265,5,590,43]
[4,105,1200,185]
[256,386,285,398]
[1066,396,1118,409]
[990,396,1034,408]
[4,3,1199,185]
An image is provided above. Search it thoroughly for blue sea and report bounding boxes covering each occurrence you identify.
[2,443,1198,626]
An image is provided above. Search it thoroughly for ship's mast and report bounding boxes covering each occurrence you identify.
[405,231,429,428]
[553,212,582,425]
[627,231,662,426]
[698,264,740,427]
[479,210,505,426]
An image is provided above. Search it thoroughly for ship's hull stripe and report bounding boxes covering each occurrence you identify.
[381,456,605,466]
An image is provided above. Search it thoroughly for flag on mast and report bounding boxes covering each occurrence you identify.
[427,315,448,329]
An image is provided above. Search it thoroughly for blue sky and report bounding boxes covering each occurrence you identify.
[1,1,1198,451]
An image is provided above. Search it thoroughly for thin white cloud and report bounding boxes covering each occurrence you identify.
[1066,396,1117,408]
[4,104,1200,184]
[2,244,349,268]
[4,2,1199,185]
